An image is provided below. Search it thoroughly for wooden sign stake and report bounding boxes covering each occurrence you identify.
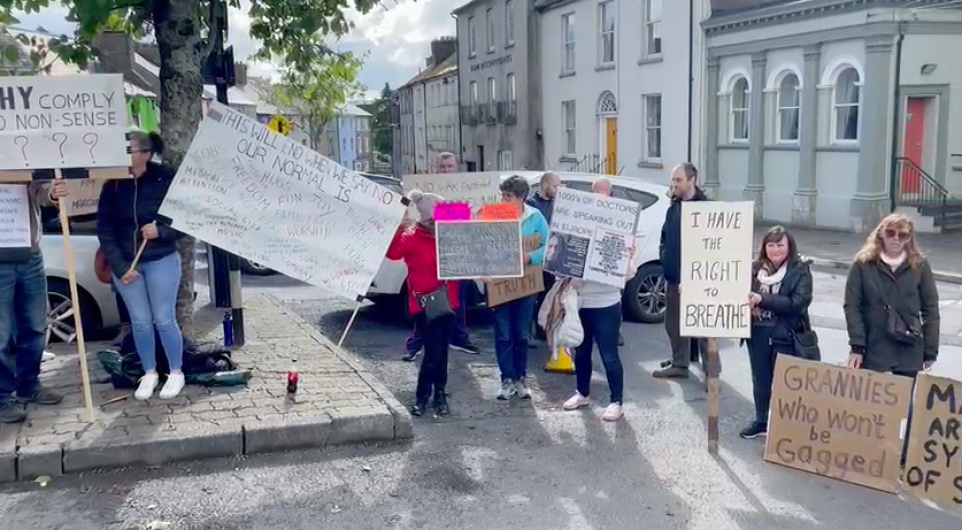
[337,301,363,348]
[127,239,148,274]
[55,169,96,423]
[705,337,721,454]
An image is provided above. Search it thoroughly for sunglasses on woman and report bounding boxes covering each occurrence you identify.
[883,228,912,242]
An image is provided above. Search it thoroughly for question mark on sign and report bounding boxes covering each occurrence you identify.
[13,136,28,166]
[83,133,99,164]
[52,132,67,162]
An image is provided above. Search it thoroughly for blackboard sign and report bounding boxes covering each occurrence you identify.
[436,220,523,279]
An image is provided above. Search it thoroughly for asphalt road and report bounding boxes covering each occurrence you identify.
[2,270,961,530]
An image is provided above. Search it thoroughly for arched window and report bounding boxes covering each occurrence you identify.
[598,91,618,115]
[833,67,860,142]
[730,77,749,142]
[777,73,800,142]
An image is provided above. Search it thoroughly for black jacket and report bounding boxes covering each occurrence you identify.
[97,162,182,278]
[751,258,814,345]
[844,258,940,373]
[659,187,709,284]
[526,194,554,226]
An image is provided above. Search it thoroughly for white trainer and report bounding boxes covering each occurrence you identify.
[562,393,591,410]
[602,402,624,422]
[159,373,186,400]
[135,373,159,401]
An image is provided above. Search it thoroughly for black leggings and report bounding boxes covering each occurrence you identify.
[415,313,453,403]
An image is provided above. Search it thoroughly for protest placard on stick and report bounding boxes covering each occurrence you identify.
[436,220,523,280]
[903,373,962,511]
[765,355,913,493]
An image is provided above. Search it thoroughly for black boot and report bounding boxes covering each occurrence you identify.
[433,390,450,416]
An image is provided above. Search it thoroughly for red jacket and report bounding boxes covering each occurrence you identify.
[386,224,460,316]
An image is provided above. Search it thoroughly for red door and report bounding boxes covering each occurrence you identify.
[901,98,926,193]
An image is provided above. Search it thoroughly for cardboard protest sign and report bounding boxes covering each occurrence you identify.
[65,179,104,217]
[434,202,471,221]
[0,75,128,170]
[680,201,754,339]
[436,220,523,280]
[402,172,500,212]
[158,102,406,301]
[903,374,962,510]
[0,184,30,254]
[544,188,638,288]
[487,234,544,307]
[765,355,913,493]
[478,202,519,220]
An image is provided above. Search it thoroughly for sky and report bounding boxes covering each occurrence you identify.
[12,0,458,101]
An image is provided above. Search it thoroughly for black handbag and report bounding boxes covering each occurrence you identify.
[791,314,821,361]
[870,268,922,346]
[415,283,453,323]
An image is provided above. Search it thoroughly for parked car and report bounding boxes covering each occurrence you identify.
[39,211,120,341]
[366,172,670,323]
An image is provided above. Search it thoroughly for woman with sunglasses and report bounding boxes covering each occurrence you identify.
[843,213,940,378]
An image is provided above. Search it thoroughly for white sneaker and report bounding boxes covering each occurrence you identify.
[602,403,624,422]
[42,351,56,362]
[135,373,159,401]
[563,393,591,410]
[159,373,186,399]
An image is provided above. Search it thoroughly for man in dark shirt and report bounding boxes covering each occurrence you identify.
[526,171,560,225]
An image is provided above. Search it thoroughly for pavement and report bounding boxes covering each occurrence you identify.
[756,222,962,283]
[0,295,411,484]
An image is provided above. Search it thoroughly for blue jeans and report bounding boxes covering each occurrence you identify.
[113,252,183,372]
[0,253,48,402]
[575,302,624,404]
[406,280,472,353]
[493,295,535,381]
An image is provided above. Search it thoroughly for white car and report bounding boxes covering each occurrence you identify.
[366,172,671,323]
[40,213,120,342]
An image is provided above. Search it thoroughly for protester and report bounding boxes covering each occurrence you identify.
[386,190,459,416]
[0,181,68,424]
[403,152,480,362]
[741,226,814,439]
[653,163,709,379]
[562,178,642,422]
[528,171,561,341]
[493,176,549,400]
[843,213,939,377]
[588,178,626,347]
[98,131,186,401]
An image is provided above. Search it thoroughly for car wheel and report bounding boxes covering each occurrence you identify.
[47,279,102,344]
[240,258,276,276]
[623,263,668,324]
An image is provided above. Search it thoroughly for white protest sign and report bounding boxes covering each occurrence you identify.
[680,201,754,338]
[65,179,104,217]
[0,75,128,170]
[545,187,639,287]
[402,172,500,211]
[0,184,30,247]
[159,102,407,301]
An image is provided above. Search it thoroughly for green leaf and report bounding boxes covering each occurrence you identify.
[2,45,18,64]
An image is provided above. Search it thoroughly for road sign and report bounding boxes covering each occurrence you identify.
[267,114,292,135]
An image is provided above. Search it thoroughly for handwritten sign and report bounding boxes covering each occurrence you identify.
[403,172,500,212]
[765,355,913,493]
[478,202,519,220]
[433,201,471,221]
[0,184,30,248]
[680,201,753,338]
[436,220,523,280]
[0,75,128,170]
[545,188,638,288]
[65,179,104,217]
[903,374,962,510]
[158,102,406,301]
[487,234,544,307]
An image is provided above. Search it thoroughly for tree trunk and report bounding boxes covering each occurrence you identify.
[154,0,205,336]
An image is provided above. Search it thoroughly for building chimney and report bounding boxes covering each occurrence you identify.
[430,37,457,65]
[91,32,134,74]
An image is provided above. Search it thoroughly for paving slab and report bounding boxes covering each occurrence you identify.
[1,294,412,483]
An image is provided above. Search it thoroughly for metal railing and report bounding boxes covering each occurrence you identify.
[894,157,948,227]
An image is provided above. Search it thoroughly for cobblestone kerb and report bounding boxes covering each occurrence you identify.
[0,295,412,483]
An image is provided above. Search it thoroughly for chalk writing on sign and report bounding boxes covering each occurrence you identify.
[436,220,523,280]
[903,374,962,511]
[158,102,406,301]
[487,234,545,307]
[0,184,30,247]
[680,201,754,338]
[764,355,913,493]
[0,75,128,170]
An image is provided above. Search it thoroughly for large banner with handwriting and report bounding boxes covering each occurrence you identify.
[903,374,962,511]
[402,172,500,213]
[159,102,406,301]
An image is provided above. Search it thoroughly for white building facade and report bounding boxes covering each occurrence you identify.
[704,0,962,233]
[537,0,708,181]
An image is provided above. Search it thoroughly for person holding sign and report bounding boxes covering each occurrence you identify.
[492,176,549,400]
[386,190,460,417]
[740,226,815,440]
[0,181,69,424]
[843,214,940,376]
[98,132,187,401]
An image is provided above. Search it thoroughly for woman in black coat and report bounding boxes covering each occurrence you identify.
[741,226,814,440]
[843,213,939,376]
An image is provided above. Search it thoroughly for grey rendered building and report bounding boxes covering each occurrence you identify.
[454,0,543,172]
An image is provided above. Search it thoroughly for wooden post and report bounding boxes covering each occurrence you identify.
[337,301,363,348]
[127,239,148,274]
[705,337,721,454]
[55,169,96,423]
